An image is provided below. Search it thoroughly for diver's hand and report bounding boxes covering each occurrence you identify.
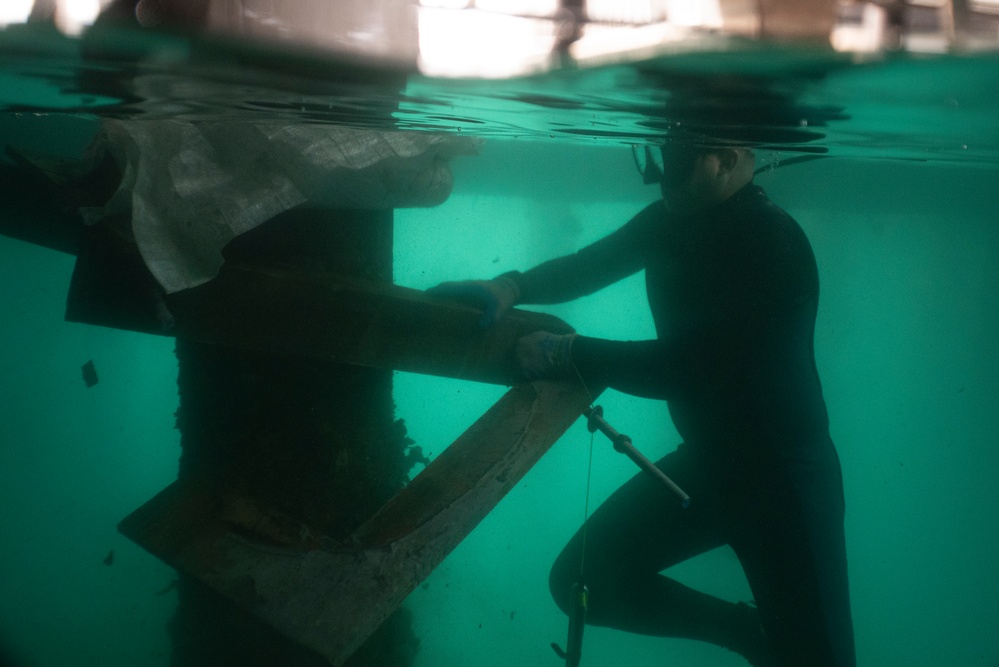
[427,275,520,328]
[515,331,578,380]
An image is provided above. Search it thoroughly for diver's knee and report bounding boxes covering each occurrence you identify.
[548,552,577,616]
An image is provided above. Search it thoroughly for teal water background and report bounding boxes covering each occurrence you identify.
[2,38,999,667]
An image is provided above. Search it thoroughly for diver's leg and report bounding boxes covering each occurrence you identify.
[730,443,856,667]
[549,444,770,662]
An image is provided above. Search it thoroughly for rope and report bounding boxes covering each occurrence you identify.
[578,428,595,578]
[570,360,597,580]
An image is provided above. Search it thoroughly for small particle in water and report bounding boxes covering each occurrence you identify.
[509,610,516,621]
[82,360,99,388]
[961,144,968,150]
[103,550,114,566]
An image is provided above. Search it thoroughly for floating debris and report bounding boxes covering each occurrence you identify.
[82,360,99,388]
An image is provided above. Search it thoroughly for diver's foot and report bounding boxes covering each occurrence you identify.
[728,601,775,667]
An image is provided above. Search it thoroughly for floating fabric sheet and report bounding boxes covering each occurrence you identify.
[81,119,478,293]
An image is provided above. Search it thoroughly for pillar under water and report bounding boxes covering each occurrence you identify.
[165,208,421,666]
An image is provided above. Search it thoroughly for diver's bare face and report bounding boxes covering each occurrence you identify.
[660,149,729,216]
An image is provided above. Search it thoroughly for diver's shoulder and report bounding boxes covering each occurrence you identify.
[635,198,668,220]
[745,185,801,229]
[623,198,669,233]
[739,185,816,260]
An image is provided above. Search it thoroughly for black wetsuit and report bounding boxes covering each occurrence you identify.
[507,184,856,666]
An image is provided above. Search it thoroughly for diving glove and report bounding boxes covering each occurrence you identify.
[427,274,521,328]
[515,331,578,380]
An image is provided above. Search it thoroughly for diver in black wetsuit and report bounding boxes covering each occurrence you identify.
[431,144,856,666]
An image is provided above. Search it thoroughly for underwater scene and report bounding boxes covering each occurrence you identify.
[2,6,999,667]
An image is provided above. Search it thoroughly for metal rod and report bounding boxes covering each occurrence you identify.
[551,577,587,666]
[583,406,690,508]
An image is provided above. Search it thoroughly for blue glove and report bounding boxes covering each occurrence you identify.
[427,275,520,328]
[515,331,578,380]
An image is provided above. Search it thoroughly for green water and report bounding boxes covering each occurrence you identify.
[2,24,999,667]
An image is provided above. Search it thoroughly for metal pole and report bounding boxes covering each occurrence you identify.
[584,406,690,508]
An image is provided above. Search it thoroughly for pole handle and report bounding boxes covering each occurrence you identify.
[583,406,690,508]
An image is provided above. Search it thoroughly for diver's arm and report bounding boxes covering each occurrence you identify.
[505,201,661,305]
[570,336,687,400]
[565,202,816,401]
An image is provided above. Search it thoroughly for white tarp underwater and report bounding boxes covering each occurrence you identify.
[82,119,478,293]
